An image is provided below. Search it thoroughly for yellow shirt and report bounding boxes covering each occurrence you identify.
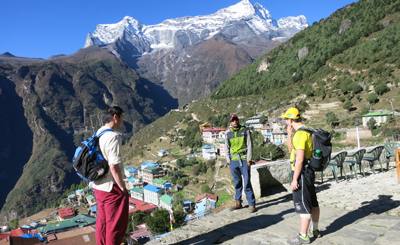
[290,128,313,170]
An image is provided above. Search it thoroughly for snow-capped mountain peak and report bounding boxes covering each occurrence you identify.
[85,0,307,51]
[85,16,143,47]
[215,0,271,21]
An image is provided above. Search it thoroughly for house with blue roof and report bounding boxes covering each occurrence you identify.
[124,166,138,178]
[202,144,216,160]
[89,205,97,217]
[126,176,141,190]
[143,184,163,206]
[183,200,195,213]
[194,193,218,218]
[140,161,159,170]
[152,178,173,190]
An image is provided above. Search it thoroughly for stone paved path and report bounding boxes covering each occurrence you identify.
[148,168,400,244]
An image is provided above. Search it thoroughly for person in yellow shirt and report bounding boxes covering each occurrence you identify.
[282,107,320,245]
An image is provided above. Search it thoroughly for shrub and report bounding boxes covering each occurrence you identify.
[145,209,170,234]
[325,112,339,128]
[367,93,379,104]
[374,83,390,95]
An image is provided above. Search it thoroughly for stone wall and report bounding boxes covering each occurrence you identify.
[250,160,291,198]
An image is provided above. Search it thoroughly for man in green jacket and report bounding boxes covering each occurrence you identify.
[225,114,257,213]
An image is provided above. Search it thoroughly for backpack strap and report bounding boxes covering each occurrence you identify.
[96,129,113,138]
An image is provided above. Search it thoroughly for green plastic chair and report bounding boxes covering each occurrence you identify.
[344,149,366,179]
[328,151,348,182]
[362,146,384,173]
[384,142,400,170]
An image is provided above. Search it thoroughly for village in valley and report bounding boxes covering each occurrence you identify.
[1,106,397,244]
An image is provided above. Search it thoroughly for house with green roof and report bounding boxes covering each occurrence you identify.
[362,110,393,127]
[160,194,173,211]
[142,166,166,183]
[38,214,95,234]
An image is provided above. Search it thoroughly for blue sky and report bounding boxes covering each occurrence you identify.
[0,0,357,58]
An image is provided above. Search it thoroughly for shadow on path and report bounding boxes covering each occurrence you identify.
[172,208,294,245]
[324,195,400,236]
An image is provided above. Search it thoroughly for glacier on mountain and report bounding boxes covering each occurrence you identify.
[84,0,308,53]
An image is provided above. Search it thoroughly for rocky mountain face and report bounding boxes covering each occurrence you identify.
[85,0,308,104]
[0,47,177,219]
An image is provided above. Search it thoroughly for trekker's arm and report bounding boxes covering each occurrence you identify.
[110,164,127,193]
[286,125,293,152]
[291,149,305,191]
[107,135,127,193]
[247,129,253,164]
[225,131,231,163]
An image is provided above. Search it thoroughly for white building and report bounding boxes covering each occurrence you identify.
[202,144,217,160]
[245,115,267,130]
[362,110,393,127]
[261,122,287,146]
[160,194,173,212]
[143,184,163,206]
[202,128,226,144]
[130,187,144,201]
[157,149,168,157]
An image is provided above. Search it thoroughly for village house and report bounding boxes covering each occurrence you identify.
[183,200,195,213]
[67,193,77,205]
[44,226,96,245]
[75,189,86,206]
[130,224,151,244]
[261,122,287,146]
[194,193,218,218]
[57,208,75,221]
[128,198,157,215]
[142,166,166,183]
[201,128,226,144]
[157,149,168,157]
[362,110,394,127]
[217,142,228,158]
[39,215,96,235]
[130,186,144,201]
[126,176,141,190]
[143,184,163,206]
[140,161,159,170]
[85,195,96,207]
[202,144,217,160]
[88,205,97,217]
[152,178,173,191]
[159,194,173,211]
[124,166,138,178]
[245,115,267,130]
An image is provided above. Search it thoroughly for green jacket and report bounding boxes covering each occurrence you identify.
[225,125,252,162]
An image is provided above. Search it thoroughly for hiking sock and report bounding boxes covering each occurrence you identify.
[312,222,319,231]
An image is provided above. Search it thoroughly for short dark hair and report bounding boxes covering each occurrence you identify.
[103,106,124,123]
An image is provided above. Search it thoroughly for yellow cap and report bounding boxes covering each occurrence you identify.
[281,107,301,119]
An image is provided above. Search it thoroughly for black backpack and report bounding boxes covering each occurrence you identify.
[297,128,332,171]
[72,129,113,181]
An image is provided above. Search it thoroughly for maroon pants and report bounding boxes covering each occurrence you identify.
[94,184,129,245]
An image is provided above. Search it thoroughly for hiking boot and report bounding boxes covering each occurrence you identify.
[230,200,242,211]
[249,205,257,213]
[311,229,322,239]
[288,234,310,245]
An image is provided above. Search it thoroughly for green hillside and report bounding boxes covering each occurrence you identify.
[213,0,400,104]
[126,0,400,162]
